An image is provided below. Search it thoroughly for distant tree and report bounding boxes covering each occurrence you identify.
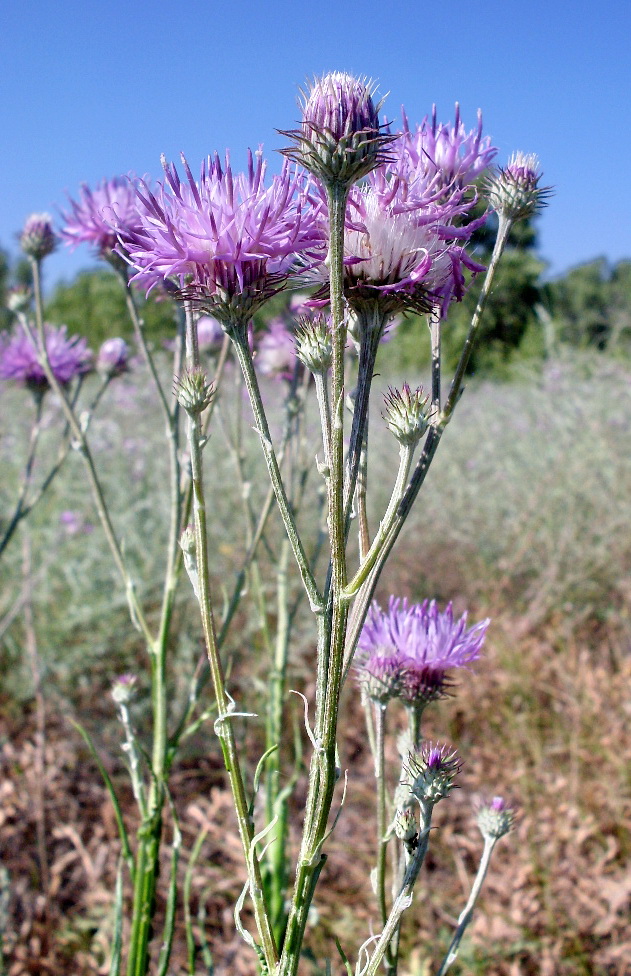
[45,268,178,347]
[548,258,631,351]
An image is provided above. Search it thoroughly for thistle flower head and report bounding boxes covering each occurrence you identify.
[399,104,497,190]
[356,597,489,706]
[294,313,333,373]
[174,364,214,414]
[304,163,485,316]
[20,213,57,260]
[405,741,461,804]
[393,806,418,843]
[62,176,145,256]
[383,384,430,445]
[0,324,92,393]
[255,317,298,380]
[125,152,322,327]
[476,795,515,840]
[281,72,393,186]
[97,337,129,376]
[486,152,552,221]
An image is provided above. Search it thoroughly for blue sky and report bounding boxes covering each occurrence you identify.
[2,0,629,289]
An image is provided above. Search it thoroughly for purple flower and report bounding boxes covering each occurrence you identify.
[196,315,225,354]
[60,510,94,536]
[476,795,515,840]
[405,741,462,804]
[61,176,145,255]
[125,152,323,325]
[20,213,57,260]
[0,324,92,393]
[399,104,497,190]
[356,596,489,705]
[304,139,486,316]
[255,317,298,380]
[97,337,129,376]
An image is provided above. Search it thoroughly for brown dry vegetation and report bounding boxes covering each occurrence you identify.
[2,609,630,976]
[1,355,631,975]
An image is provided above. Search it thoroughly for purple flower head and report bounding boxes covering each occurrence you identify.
[405,741,462,804]
[196,315,225,354]
[255,317,298,381]
[61,176,145,256]
[60,510,94,536]
[125,151,323,328]
[20,213,57,260]
[0,324,92,394]
[304,159,485,317]
[476,795,516,840]
[356,596,489,706]
[281,72,393,186]
[399,104,497,191]
[97,337,129,376]
[487,152,552,221]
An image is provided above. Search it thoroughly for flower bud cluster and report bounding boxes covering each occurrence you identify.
[476,796,515,840]
[20,213,57,260]
[383,384,430,445]
[174,365,214,415]
[486,152,551,221]
[405,742,461,804]
[294,314,333,374]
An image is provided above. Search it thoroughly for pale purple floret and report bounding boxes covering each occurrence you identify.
[97,337,129,375]
[124,151,323,321]
[61,176,145,255]
[398,104,497,190]
[0,324,92,391]
[20,213,57,260]
[304,106,491,316]
[356,596,489,704]
[255,317,298,380]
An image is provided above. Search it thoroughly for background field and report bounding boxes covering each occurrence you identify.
[1,344,630,975]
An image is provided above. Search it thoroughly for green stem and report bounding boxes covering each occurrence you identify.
[362,803,434,976]
[184,306,278,973]
[0,395,43,557]
[230,332,322,613]
[279,180,350,976]
[435,837,497,976]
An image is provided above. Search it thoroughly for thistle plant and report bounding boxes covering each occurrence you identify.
[3,71,550,975]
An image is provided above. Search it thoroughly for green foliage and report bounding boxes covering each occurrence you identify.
[45,268,178,347]
[547,257,631,351]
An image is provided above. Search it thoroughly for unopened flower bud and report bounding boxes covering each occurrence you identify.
[174,365,214,414]
[111,673,138,705]
[383,384,430,445]
[486,152,552,221]
[281,72,392,186]
[97,337,129,376]
[295,315,333,373]
[20,213,57,260]
[406,742,461,805]
[476,796,515,840]
[394,806,418,843]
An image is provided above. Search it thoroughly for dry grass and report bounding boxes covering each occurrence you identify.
[1,351,631,974]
